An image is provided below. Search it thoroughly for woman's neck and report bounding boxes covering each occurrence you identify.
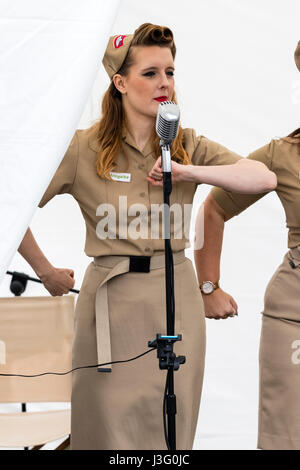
[123,105,155,152]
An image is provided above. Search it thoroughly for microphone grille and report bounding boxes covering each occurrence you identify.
[156,101,180,145]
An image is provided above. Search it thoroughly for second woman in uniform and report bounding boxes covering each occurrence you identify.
[194,41,300,450]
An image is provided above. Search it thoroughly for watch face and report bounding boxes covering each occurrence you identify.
[202,281,214,294]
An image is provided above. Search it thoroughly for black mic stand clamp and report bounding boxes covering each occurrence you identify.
[148,334,186,371]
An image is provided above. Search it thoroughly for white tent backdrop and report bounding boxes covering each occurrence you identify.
[0,0,120,282]
[1,0,299,450]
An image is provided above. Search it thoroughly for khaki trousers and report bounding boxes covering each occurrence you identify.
[259,247,300,450]
[70,253,206,450]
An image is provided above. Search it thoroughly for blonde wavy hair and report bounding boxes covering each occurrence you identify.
[95,23,191,180]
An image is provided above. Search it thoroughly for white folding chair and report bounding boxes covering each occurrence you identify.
[0,295,75,450]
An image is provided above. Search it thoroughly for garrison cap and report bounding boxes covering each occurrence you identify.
[102,34,134,80]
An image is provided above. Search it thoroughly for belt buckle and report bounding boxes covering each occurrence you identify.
[129,256,151,273]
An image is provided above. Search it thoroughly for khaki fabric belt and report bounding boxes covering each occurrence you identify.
[93,250,186,372]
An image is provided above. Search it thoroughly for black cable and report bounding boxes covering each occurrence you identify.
[0,348,156,378]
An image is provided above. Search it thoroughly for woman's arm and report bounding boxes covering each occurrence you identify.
[194,193,238,319]
[18,227,75,296]
[147,157,277,194]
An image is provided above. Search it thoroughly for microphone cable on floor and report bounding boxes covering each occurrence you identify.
[0,348,156,378]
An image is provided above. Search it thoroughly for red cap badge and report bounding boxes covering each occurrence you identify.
[114,35,127,49]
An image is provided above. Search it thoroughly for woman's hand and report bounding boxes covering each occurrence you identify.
[147,157,191,186]
[39,266,75,296]
[202,288,238,320]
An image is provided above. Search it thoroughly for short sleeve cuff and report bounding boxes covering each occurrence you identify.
[210,187,243,217]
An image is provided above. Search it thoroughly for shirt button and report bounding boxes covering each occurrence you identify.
[145,247,151,253]
[140,192,146,197]
[138,164,145,170]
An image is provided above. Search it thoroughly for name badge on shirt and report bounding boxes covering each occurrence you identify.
[110,172,131,183]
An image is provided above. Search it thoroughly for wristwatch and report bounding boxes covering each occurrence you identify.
[200,280,220,295]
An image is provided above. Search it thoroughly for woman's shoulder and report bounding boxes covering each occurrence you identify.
[182,127,197,141]
[182,128,242,166]
[181,127,204,152]
[250,130,300,170]
[181,128,239,157]
[75,122,99,153]
[268,129,300,161]
[182,127,226,150]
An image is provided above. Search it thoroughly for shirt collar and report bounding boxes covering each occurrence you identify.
[88,122,155,158]
[121,123,155,158]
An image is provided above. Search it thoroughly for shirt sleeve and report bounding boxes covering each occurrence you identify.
[192,135,242,166]
[210,140,275,217]
[38,131,79,208]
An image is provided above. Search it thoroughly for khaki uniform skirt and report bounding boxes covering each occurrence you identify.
[70,252,206,450]
[259,246,300,450]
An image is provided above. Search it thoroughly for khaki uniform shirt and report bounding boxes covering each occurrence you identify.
[39,123,241,257]
[211,133,300,248]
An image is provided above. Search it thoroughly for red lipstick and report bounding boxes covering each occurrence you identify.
[154,96,168,103]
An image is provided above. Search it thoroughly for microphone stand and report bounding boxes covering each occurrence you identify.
[148,143,186,451]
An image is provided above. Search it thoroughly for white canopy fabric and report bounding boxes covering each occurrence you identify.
[0,0,120,283]
[1,0,300,450]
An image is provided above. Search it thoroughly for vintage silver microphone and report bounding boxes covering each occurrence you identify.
[155,101,180,237]
[155,101,180,173]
